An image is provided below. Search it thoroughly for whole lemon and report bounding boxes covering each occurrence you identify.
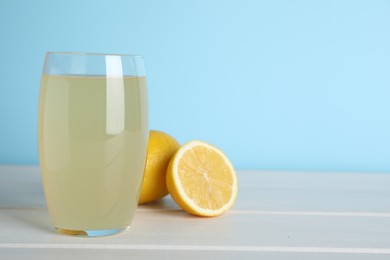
[138,130,180,204]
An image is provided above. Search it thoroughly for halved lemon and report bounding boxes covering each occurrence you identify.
[166,140,238,217]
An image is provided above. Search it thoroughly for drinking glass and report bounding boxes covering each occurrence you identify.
[38,52,149,237]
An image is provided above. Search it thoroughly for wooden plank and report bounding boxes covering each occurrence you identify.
[1,207,390,248]
[1,166,390,213]
[1,248,390,260]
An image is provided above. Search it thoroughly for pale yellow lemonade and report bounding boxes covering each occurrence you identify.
[38,75,148,232]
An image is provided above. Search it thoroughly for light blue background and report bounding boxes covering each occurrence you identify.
[0,0,389,172]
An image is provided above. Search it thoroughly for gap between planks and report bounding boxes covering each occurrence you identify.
[1,207,390,218]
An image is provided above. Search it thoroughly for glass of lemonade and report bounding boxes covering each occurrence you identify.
[38,52,149,237]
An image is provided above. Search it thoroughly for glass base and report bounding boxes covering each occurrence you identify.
[55,226,129,237]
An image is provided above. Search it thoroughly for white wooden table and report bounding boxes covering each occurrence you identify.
[0,165,389,259]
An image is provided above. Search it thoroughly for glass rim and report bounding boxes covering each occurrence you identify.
[46,51,144,58]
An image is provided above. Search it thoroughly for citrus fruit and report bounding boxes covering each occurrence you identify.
[138,130,180,204]
[166,140,238,217]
